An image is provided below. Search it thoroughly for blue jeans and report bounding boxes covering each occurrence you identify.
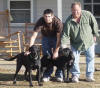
[70,44,95,78]
[42,37,63,78]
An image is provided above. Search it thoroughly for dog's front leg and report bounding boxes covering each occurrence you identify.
[62,68,65,82]
[35,60,43,86]
[28,70,33,87]
[66,68,70,82]
[37,67,43,86]
[13,64,22,84]
[40,67,47,82]
[62,67,70,83]
[24,69,29,81]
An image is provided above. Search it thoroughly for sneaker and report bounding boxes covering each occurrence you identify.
[86,77,95,82]
[42,77,50,82]
[56,77,63,82]
[72,76,79,83]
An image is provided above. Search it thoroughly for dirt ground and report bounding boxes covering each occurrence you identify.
[0,55,100,88]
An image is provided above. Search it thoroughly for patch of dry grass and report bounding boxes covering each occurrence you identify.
[0,56,100,88]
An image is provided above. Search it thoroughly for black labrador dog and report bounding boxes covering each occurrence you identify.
[40,48,75,82]
[4,45,42,87]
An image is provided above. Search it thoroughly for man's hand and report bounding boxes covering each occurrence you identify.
[53,51,58,60]
[93,36,96,42]
[24,51,30,55]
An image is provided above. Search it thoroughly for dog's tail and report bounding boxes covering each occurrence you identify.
[3,55,18,61]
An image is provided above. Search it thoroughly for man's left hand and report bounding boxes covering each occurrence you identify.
[53,51,58,60]
[93,36,96,42]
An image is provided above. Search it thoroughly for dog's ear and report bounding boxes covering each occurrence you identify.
[69,51,75,60]
[69,59,74,66]
[59,48,64,56]
[29,45,34,51]
[68,51,75,66]
[29,45,39,52]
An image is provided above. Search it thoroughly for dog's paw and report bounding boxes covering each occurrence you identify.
[64,81,69,83]
[39,83,43,86]
[64,79,70,83]
[30,84,33,87]
[13,81,16,84]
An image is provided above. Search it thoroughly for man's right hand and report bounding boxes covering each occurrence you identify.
[24,51,30,55]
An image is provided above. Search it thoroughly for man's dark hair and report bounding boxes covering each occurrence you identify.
[43,9,54,15]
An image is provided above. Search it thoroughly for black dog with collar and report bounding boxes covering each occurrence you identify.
[4,45,42,87]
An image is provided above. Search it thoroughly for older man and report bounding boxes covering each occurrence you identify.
[61,2,99,83]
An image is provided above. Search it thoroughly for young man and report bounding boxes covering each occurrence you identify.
[26,9,63,82]
[61,2,99,83]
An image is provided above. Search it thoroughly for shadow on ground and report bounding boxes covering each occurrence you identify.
[0,73,37,81]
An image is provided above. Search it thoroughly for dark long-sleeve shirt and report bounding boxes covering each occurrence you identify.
[34,16,63,37]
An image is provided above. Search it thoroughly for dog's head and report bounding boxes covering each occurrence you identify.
[59,48,71,57]
[29,45,40,60]
[59,48,75,66]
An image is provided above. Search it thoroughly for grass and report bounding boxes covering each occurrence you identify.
[0,56,100,88]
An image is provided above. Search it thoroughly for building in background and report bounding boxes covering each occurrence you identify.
[0,0,100,53]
